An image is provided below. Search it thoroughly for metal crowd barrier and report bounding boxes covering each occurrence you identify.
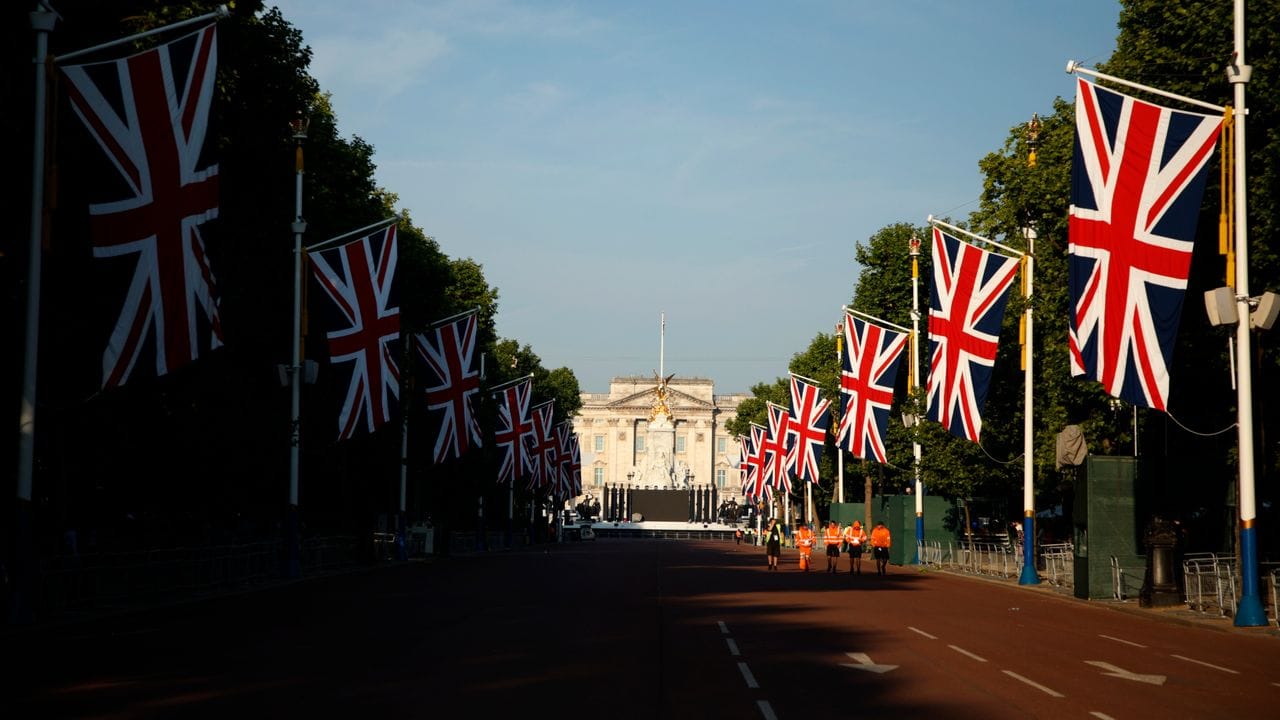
[1271,568,1280,627]
[1183,553,1237,616]
[1040,543,1074,586]
[1109,555,1145,600]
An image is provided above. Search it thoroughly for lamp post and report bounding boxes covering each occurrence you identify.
[286,112,309,579]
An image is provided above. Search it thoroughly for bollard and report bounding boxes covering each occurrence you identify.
[1140,516,1181,607]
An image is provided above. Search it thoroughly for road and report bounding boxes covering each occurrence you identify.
[5,538,1278,718]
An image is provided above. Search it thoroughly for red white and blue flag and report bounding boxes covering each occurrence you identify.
[926,227,1020,442]
[568,433,583,497]
[525,400,558,491]
[764,402,795,494]
[492,376,534,486]
[744,424,772,503]
[415,309,482,463]
[1068,77,1222,410]
[787,375,830,485]
[836,313,908,463]
[554,420,577,499]
[308,223,401,440]
[61,25,223,387]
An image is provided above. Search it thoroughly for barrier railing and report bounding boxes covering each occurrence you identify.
[1183,553,1237,616]
[1110,555,1145,600]
[1040,543,1073,586]
[1271,568,1280,627]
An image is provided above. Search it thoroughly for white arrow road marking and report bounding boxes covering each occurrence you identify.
[1085,660,1167,686]
[841,652,898,673]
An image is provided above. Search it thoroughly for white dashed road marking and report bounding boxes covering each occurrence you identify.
[757,700,777,720]
[908,626,938,639]
[1098,633,1146,648]
[718,621,729,634]
[948,645,988,662]
[1172,654,1239,674]
[1090,712,1117,720]
[726,638,740,656]
[738,662,760,689]
[1003,670,1064,697]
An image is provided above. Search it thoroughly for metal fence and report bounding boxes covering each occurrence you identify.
[1182,552,1237,616]
[1109,555,1146,600]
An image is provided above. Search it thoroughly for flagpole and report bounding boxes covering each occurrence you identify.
[843,307,911,334]
[1019,223,1040,585]
[835,321,844,505]
[285,113,308,579]
[1229,0,1265,627]
[12,3,58,626]
[909,235,924,565]
[306,216,397,253]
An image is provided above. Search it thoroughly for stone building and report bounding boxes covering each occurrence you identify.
[573,376,750,498]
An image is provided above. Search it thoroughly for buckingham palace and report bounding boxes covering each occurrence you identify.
[572,376,750,497]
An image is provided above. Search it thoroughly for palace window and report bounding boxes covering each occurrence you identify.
[594,435,605,452]
[675,435,686,453]
[717,469,727,488]
[717,437,726,453]
[593,468,604,487]
[635,435,645,452]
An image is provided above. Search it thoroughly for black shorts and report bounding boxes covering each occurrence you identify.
[847,545,864,557]
[767,542,781,557]
[873,546,889,560]
[826,545,840,557]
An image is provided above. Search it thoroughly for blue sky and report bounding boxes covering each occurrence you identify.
[270,0,1121,394]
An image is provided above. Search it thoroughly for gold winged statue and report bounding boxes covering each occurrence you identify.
[649,371,676,422]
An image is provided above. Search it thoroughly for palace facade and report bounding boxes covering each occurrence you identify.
[573,376,750,497]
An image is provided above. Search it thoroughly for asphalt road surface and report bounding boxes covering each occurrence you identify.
[5,538,1279,719]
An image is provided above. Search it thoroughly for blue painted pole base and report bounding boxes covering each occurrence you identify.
[1018,516,1040,585]
[913,515,924,564]
[1234,526,1267,627]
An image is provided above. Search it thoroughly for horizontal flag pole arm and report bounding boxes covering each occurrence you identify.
[841,306,910,334]
[927,216,1025,259]
[487,373,534,393]
[1066,60,1227,114]
[789,372,824,386]
[307,216,397,253]
[431,306,481,329]
[56,5,229,64]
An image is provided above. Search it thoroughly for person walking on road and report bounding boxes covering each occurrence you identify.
[765,518,782,570]
[844,520,868,574]
[823,520,842,573]
[870,520,891,575]
[735,527,743,545]
[795,523,816,572]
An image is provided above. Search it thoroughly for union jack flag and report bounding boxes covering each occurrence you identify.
[492,376,535,485]
[554,420,577,499]
[415,309,481,463]
[1068,78,1222,410]
[787,375,830,485]
[524,400,558,491]
[836,313,907,463]
[763,402,794,494]
[568,434,583,497]
[743,424,772,502]
[308,224,401,440]
[926,227,1020,442]
[61,25,223,387]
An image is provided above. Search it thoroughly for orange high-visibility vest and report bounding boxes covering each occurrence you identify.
[844,525,866,546]
[796,527,816,553]
[824,525,842,546]
[870,525,891,548]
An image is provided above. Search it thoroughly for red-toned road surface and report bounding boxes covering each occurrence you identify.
[5,538,1279,719]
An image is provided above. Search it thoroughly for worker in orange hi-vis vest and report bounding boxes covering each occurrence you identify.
[823,520,843,573]
[870,521,892,576]
[795,523,816,572]
[843,520,868,575]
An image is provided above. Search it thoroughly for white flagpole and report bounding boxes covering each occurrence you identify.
[1230,0,1265,627]
[909,235,924,564]
[285,114,307,579]
[1019,225,1039,585]
[835,321,844,505]
[55,5,229,63]
[1066,60,1226,114]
